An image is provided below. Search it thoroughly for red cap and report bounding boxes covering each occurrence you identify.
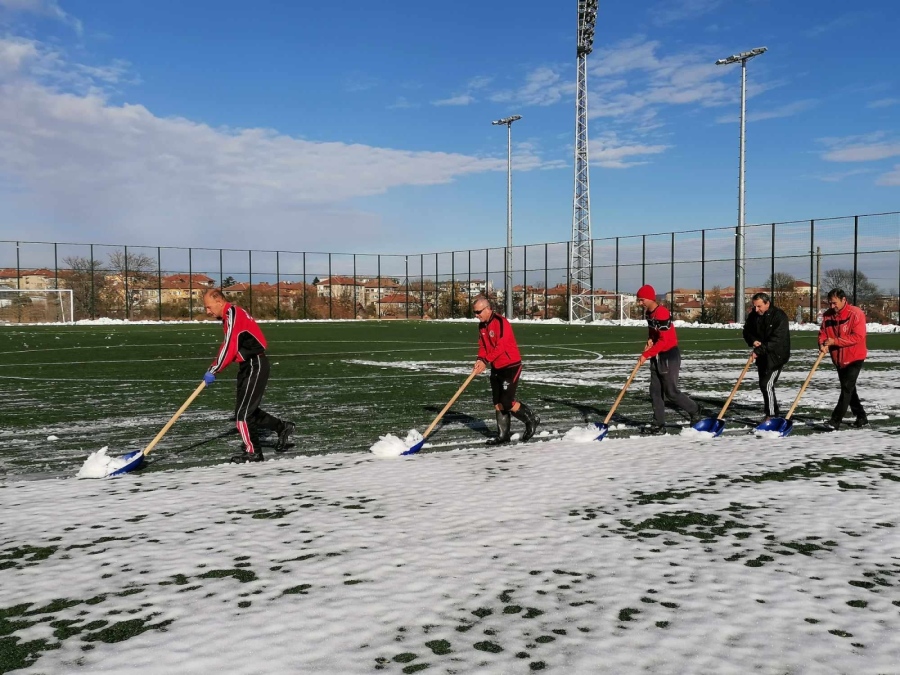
[637,284,656,301]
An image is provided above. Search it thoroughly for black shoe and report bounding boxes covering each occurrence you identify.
[512,402,539,442]
[641,423,666,436]
[689,410,702,426]
[817,421,839,432]
[275,421,295,453]
[487,410,512,446]
[231,450,264,464]
[853,416,868,428]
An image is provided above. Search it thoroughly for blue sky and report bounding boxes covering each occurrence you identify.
[0,0,898,255]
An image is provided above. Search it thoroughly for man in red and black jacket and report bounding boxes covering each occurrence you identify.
[203,289,295,463]
[470,296,538,445]
[818,288,868,430]
[636,285,701,434]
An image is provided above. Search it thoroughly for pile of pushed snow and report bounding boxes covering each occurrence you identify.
[369,429,424,457]
[76,446,129,478]
[680,426,717,439]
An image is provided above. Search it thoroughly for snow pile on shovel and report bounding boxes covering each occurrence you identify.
[369,430,424,457]
[77,447,129,479]
[680,427,717,439]
[563,425,606,443]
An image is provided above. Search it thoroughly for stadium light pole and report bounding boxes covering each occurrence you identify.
[492,114,522,318]
[716,46,767,324]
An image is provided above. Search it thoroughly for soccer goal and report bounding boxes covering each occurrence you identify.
[0,288,74,324]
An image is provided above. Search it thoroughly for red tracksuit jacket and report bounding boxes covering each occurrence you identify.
[209,302,268,374]
[641,304,678,359]
[818,303,867,368]
[477,313,521,369]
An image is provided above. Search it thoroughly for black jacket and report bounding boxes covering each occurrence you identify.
[743,305,791,368]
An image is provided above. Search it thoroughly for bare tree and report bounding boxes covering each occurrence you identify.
[822,269,881,308]
[61,256,107,320]
[107,250,158,318]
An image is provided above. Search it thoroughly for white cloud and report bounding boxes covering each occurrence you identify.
[588,37,735,121]
[0,0,82,33]
[867,98,899,109]
[715,99,817,124]
[0,37,517,250]
[811,168,872,183]
[431,93,475,106]
[804,12,870,38]
[590,133,670,169]
[430,75,493,107]
[820,133,900,162]
[490,67,575,107]
[876,165,900,186]
[649,0,723,26]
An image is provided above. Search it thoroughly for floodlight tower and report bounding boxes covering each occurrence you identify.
[569,0,598,322]
[492,114,522,318]
[716,46,767,323]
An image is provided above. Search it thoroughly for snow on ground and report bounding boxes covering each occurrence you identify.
[2,430,899,674]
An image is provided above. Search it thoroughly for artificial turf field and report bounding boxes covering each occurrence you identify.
[1,320,898,478]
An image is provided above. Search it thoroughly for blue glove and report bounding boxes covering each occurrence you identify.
[203,371,216,386]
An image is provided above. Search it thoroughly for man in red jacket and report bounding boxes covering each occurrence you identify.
[203,289,295,463]
[818,288,868,430]
[470,296,538,445]
[635,284,701,434]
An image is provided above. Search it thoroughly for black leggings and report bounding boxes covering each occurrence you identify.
[649,347,699,425]
[235,354,283,452]
[832,359,865,425]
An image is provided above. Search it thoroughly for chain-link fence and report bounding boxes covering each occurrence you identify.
[2,211,898,324]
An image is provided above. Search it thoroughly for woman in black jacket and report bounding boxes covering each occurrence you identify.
[742,292,791,422]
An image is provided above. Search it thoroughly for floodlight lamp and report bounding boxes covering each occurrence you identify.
[492,115,522,126]
[715,46,768,65]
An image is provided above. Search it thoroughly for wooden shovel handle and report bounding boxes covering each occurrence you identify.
[785,351,827,420]
[603,360,643,425]
[422,370,479,439]
[142,381,208,456]
[717,352,756,420]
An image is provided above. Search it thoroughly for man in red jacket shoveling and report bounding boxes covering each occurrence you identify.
[635,284,701,435]
[470,296,539,445]
[818,288,868,431]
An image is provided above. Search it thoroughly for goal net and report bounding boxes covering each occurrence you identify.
[0,288,74,324]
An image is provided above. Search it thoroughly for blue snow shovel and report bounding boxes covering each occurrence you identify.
[107,381,209,477]
[593,360,643,441]
[403,370,479,455]
[691,352,755,437]
[753,350,826,438]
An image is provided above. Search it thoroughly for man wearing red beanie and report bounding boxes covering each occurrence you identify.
[635,284,701,434]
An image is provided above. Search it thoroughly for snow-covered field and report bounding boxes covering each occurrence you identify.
[2,428,899,673]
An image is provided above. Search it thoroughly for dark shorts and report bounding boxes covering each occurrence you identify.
[490,363,522,411]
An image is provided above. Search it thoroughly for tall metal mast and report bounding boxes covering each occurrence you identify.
[569,0,598,322]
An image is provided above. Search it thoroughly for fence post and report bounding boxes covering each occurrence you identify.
[523,245,528,319]
[434,253,439,319]
[188,248,193,321]
[809,219,815,322]
[54,242,58,291]
[451,251,456,318]
[353,253,357,318]
[302,252,307,319]
[376,254,381,319]
[156,246,161,321]
[219,249,223,289]
[615,237,619,319]
[670,232,675,312]
[566,241,571,319]
[701,230,706,321]
[544,243,548,318]
[276,251,280,320]
[123,244,130,319]
[248,250,253,317]
[328,252,333,319]
[641,235,646,286]
[852,215,859,305]
[15,241,20,290]
[405,256,409,320]
[771,223,776,307]
[420,255,424,319]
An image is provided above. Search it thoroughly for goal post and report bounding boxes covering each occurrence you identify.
[0,288,74,324]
